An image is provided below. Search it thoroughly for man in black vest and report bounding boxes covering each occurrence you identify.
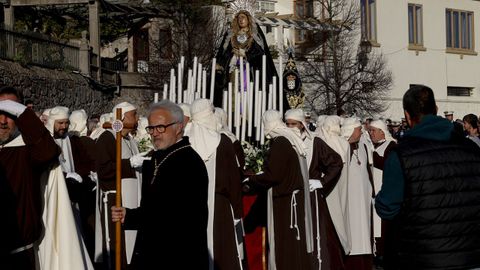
[375,85,480,270]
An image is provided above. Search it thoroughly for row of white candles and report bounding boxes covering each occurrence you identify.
[154,55,284,144]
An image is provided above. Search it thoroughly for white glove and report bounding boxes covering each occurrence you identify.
[129,152,151,168]
[88,171,98,191]
[0,100,26,117]
[88,171,98,183]
[66,172,83,183]
[309,179,323,192]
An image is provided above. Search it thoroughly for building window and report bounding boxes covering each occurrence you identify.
[408,4,423,46]
[266,25,272,33]
[294,0,313,43]
[158,29,172,59]
[361,0,377,42]
[446,9,474,51]
[256,1,275,12]
[294,0,313,19]
[447,86,472,96]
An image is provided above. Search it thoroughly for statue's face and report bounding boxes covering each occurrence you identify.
[238,13,249,28]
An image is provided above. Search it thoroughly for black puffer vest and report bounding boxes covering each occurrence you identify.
[393,132,480,269]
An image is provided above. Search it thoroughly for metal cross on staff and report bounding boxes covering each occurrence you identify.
[112,108,124,270]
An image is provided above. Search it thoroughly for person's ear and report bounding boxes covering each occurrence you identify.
[404,111,413,129]
[176,122,184,135]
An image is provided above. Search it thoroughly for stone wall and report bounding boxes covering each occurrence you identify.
[113,86,157,117]
[0,59,114,117]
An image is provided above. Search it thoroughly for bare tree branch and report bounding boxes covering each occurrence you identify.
[141,1,225,89]
[304,0,392,117]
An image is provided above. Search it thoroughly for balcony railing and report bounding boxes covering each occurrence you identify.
[0,27,79,70]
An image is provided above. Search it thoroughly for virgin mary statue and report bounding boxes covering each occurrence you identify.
[213,7,281,109]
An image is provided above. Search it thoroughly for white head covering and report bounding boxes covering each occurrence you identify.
[135,116,150,140]
[316,115,328,128]
[284,108,312,139]
[178,103,191,118]
[319,115,349,162]
[341,117,362,139]
[46,106,70,135]
[69,109,88,136]
[263,110,307,157]
[42,108,51,117]
[90,113,112,140]
[112,102,136,120]
[214,107,236,142]
[100,113,113,126]
[370,119,396,143]
[189,99,221,161]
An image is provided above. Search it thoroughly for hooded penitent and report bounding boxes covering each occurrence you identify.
[46,106,70,135]
[112,102,136,120]
[69,109,88,137]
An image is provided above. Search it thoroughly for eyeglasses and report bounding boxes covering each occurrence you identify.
[145,122,178,134]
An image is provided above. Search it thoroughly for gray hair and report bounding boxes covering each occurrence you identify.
[149,100,184,123]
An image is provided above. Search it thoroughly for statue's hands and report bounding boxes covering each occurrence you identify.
[238,48,246,57]
[215,63,224,71]
[233,48,246,58]
[232,48,239,56]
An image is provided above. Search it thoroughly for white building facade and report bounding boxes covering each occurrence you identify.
[360,0,480,120]
[257,0,480,120]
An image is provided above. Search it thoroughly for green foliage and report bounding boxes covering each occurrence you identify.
[241,141,270,173]
[269,45,279,59]
[13,53,28,66]
[13,6,128,44]
[137,137,154,153]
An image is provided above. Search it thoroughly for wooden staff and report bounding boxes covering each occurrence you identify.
[115,108,122,270]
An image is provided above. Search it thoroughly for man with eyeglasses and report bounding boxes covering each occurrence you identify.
[111,100,209,269]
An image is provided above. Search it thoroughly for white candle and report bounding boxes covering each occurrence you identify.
[248,81,254,137]
[235,90,241,139]
[177,63,182,104]
[180,56,185,74]
[253,70,262,142]
[227,82,233,129]
[154,92,159,103]
[245,62,251,137]
[170,69,176,103]
[163,83,168,101]
[256,91,262,142]
[279,56,283,113]
[202,70,207,99]
[262,54,266,96]
[254,69,260,129]
[222,90,228,112]
[272,76,277,110]
[246,62,250,89]
[268,84,273,110]
[192,56,198,94]
[197,63,202,98]
[210,58,216,102]
[241,90,247,142]
[234,69,240,139]
[187,69,193,103]
[261,87,267,145]
[240,57,244,94]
